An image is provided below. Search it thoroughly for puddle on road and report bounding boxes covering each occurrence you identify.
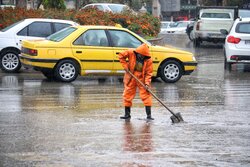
[1,35,250,166]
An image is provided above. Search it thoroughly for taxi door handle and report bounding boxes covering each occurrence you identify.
[76,51,82,54]
[116,52,120,55]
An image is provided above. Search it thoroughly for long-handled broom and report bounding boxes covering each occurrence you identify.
[128,70,184,123]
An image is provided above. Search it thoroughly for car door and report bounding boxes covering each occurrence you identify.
[72,29,114,74]
[15,21,53,48]
[107,29,142,72]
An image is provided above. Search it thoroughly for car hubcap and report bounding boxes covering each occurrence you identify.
[2,53,19,70]
[59,63,75,80]
[164,64,179,80]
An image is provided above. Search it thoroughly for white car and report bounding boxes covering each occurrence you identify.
[160,21,174,34]
[222,18,250,69]
[165,21,193,34]
[0,18,78,73]
[81,3,130,13]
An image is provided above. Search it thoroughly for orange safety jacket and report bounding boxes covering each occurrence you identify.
[119,43,153,86]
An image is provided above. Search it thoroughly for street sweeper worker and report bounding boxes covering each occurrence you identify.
[119,43,154,120]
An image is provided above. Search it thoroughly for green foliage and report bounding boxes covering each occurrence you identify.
[43,0,66,10]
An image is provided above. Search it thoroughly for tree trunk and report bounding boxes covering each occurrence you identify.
[36,0,43,9]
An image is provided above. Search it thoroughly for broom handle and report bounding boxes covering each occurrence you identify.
[127,70,178,118]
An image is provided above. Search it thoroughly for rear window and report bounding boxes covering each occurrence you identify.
[236,23,250,34]
[201,13,231,19]
[54,23,71,32]
[47,27,76,42]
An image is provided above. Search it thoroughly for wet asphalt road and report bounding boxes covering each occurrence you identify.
[0,34,250,167]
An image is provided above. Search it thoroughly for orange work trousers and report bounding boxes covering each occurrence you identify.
[123,71,152,107]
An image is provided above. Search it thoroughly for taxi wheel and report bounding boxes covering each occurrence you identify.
[54,60,79,82]
[160,60,183,83]
[0,50,21,73]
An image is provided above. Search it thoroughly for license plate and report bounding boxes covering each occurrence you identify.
[245,40,250,45]
[209,34,223,38]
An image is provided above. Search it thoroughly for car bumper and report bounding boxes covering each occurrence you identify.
[183,61,198,75]
[19,54,57,69]
[225,44,250,63]
[195,31,226,41]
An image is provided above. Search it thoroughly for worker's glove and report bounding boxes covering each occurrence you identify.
[145,84,149,91]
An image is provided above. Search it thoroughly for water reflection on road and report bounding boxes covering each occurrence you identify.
[0,34,250,166]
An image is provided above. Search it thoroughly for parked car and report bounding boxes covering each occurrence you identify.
[164,21,193,34]
[160,21,174,34]
[81,3,130,13]
[193,7,238,47]
[187,9,250,42]
[20,25,197,83]
[0,18,78,73]
[221,18,250,69]
[0,5,15,9]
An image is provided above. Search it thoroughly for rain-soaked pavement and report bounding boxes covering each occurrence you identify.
[0,34,250,167]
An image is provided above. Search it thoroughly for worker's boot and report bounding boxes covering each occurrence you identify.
[120,107,131,119]
[145,106,154,120]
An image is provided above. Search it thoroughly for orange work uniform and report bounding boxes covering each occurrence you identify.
[119,43,153,107]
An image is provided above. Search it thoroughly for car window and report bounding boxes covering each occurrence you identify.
[54,23,71,32]
[18,22,53,37]
[95,5,104,11]
[1,20,24,32]
[239,10,250,18]
[108,5,126,13]
[82,5,92,10]
[28,22,52,37]
[17,26,28,36]
[109,30,142,48]
[161,23,169,28]
[201,13,230,19]
[47,27,77,42]
[74,29,109,46]
[176,22,188,28]
[236,23,250,34]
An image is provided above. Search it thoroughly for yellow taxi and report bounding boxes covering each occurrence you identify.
[20,25,197,83]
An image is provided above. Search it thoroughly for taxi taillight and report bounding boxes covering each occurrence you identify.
[28,49,38,56]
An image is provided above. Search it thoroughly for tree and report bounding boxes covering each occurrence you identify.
[43,0,66,10]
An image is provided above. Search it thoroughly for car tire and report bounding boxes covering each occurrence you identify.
[54,60,79,82]
[193,39,200,47]
[159,60,183,83]
[224,57,232,71]
[0,50,21,73]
